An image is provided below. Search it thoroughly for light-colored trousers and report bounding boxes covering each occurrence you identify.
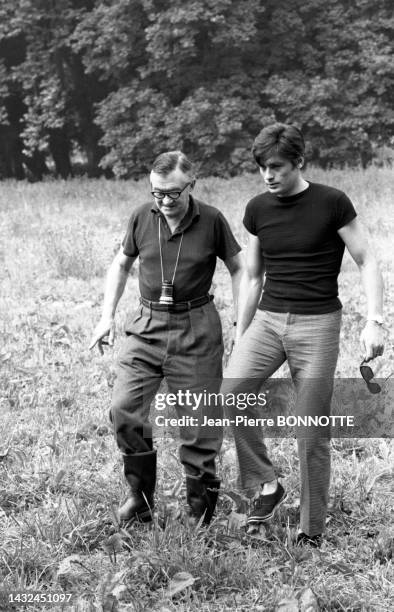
[221,309,342,536]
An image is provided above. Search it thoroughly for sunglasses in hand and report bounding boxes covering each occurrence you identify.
[360,361,381,394]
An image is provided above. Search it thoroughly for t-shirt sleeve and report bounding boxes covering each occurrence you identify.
[122,212,139,257]
[334,193,357,230]
[214,211,241,261]
[243,199,257,235]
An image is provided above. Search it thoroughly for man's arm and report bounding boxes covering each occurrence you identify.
[223,252,244,318]
[235,232,265,342]
[89,248,136,354]
[338,217,384,361]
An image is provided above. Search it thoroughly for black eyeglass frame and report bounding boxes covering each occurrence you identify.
[151,182,191,201]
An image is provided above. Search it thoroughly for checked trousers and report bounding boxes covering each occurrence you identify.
[221,309,342,536]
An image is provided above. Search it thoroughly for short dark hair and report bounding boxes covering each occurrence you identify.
[252,123,305,167]
[151,151,194,177]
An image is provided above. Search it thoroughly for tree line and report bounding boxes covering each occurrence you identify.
[0,0,393,180]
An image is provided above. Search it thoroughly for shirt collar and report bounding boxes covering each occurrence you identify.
[187,195,200,221]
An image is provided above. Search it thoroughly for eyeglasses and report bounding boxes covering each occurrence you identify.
[360,361,381,394]
[151,182,191,201]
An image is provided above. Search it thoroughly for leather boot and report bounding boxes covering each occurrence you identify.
[186,476,221,525]
[118,450,157,522]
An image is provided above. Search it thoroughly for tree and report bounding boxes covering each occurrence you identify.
[264,0,394,166]
[95,0,270,176]
[0,0,393,179]
[95,0,394,176]
[0,0,107,178]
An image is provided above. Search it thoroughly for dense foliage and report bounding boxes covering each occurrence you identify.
[0,0,393,179]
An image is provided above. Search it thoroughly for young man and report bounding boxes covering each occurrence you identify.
[90,151,242,525]
[222,123,384,546]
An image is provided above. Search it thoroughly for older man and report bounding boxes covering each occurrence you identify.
[90,151,242,525]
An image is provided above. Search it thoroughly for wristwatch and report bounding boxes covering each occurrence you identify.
[367,316,384,326]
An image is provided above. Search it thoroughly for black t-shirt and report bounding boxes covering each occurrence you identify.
[243,182,357,314]
[122,196,241,301]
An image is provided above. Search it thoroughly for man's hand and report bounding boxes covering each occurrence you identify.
[360,321,385,362]
[89,317,116,355]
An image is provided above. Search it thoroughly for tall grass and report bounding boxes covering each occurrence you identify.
[0,168,393,611]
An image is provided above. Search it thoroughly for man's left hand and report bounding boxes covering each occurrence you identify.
[360,321,385,362]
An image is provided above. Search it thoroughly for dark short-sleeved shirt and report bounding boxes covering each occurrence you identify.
[122,196,241,302]
[243,182,357,314]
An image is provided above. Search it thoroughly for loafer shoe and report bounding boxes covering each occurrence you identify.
[247,482,287,524]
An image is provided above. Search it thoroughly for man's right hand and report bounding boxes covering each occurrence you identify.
[89,317,116,355]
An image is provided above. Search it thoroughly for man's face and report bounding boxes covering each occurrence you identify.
[150,168,193,224]
[259,154,302,197]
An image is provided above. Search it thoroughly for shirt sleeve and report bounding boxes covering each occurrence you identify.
[243,199,257,235]
[214,211,241,261]
[122,212,139,257]
[334,192,357,230]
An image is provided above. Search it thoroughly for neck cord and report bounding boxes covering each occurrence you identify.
[158,216,184,283]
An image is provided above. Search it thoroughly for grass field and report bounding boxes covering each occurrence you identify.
[0,168,393,611]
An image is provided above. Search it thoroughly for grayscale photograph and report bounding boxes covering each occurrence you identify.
[0,2,392,611]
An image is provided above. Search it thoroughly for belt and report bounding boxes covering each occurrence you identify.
[140,294,213,312]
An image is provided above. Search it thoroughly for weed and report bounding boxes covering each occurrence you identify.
[0,169,392,611]
[43,225,107,280]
